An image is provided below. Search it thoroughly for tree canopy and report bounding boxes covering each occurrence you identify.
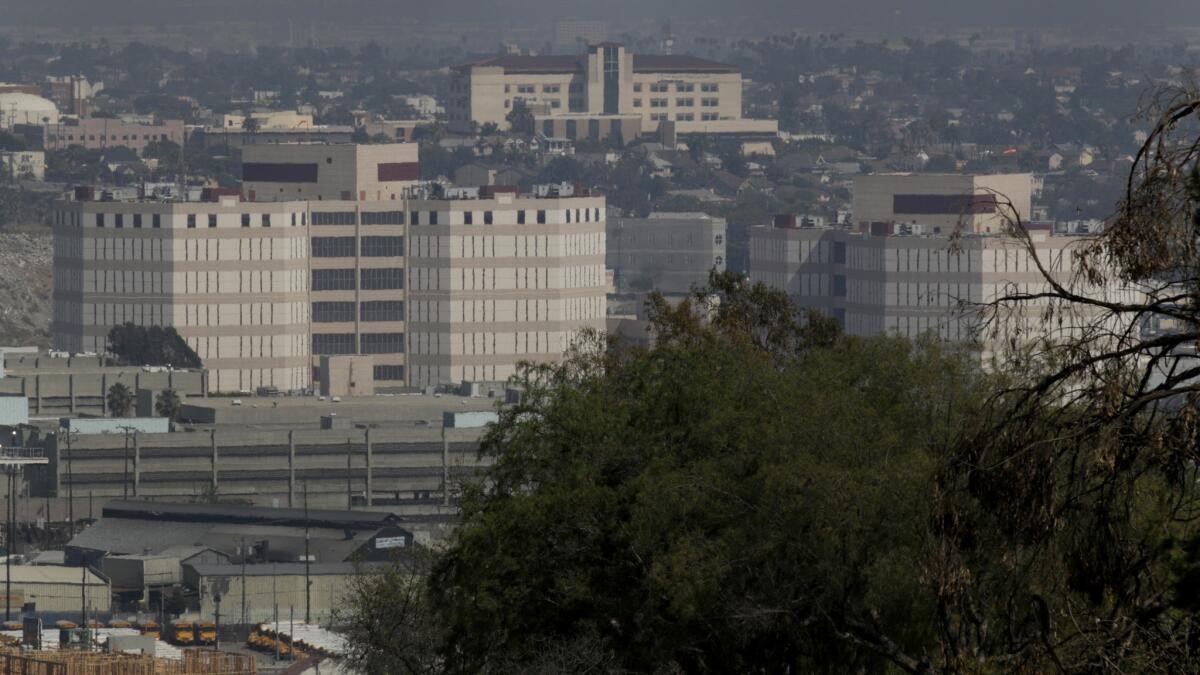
[106,323,202,369]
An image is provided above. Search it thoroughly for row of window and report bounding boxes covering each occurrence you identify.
[311,268,405,291]
[311,236,405,258]
[647,113,719,122]
[89,207,584,230]
[52,133,172,142]
[298,211,409,226]
[312,300,405,323]
[374,365,405,381]
[637,97,717,109]
[95,212,306,229]
[506,83,582,94]
[633,82,718,93]
[312,332,406,354]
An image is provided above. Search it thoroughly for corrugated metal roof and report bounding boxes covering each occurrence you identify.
[100,500,397,530]
[67,516,397,563]
[67,519,212,556]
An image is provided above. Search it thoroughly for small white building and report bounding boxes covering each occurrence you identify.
[0,150,45,181]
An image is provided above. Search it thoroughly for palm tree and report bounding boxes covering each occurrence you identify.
[154,389,182,421]
[106,382,134,418]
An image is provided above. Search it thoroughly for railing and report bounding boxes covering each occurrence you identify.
[0,448,47,463]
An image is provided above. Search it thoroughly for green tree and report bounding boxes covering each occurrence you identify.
[107,323,202,368]
[505,99,534,135]
[337,555,440,674]
[924,86,1200,671]
[106,382,133,418]
[418,274,980,673]
[154,389,181,421]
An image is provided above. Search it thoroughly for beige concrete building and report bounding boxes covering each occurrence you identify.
[43,117,184,155]
[608,212,726,295]
[51,196,312,393]
[242,143,420,203]
[748,222,1141,355]
[853,173,1034,235]
[448,43,745,135]
[405,191,608,387]
[53,187,607,391]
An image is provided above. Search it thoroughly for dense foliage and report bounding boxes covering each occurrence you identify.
[106,323,202,369]
[431,289,979,672]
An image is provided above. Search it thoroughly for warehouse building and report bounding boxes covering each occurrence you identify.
[0,565,110,615]
[187,562,372,626]
[102,545,229,598]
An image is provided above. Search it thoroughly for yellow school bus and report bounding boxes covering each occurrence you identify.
[168,620,194,645]
[197,621,217,645]
[136,621,160,639]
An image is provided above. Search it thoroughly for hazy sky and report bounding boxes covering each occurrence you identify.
[5,0,1200,30]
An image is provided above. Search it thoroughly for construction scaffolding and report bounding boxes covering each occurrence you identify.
[0,648,257,675]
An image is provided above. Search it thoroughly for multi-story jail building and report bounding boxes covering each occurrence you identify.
[53,182,608,392]
[52,195,312,392]
[748,220,1141,357]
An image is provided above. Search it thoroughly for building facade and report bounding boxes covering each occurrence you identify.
[52,196,313,393]
[42,117,184,155]
[404,191,608,387]
[853,173,1034,235]
[306,200,411,386]
[0,149,45,180]
[448,43,744,134]
[242,143,420,202]
[53,181,608,392]
[748,222,1139,355]
[608,212,726,295]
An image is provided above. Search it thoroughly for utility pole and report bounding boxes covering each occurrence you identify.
[240,536,247,625]
[121,427,131,499]
[214,592,221,649]
[6,469,12,621]
[80,557,87,631]
[304,480,311,624]
[273,563,280,663]
[345,438,352,509]
[65,430,75,535]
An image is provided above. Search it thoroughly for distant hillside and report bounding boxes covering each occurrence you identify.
[0,232,52,349]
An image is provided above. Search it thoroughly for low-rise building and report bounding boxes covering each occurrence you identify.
[0,565,110,615]
[43,117,184,155]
